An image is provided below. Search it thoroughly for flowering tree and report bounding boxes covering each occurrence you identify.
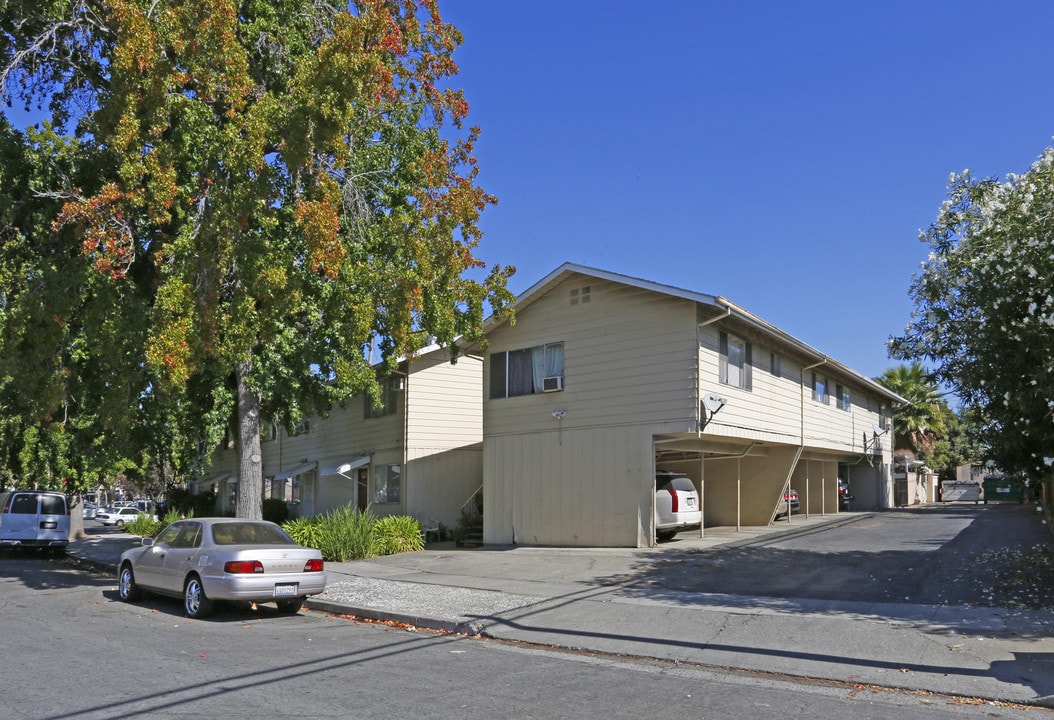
[890,150,1054,515]
[1,0,513,518]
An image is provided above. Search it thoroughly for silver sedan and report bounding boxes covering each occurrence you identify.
[117,518,327,618]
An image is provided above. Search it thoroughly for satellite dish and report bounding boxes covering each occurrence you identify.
[703,393,727,414]
[872,423,886,436]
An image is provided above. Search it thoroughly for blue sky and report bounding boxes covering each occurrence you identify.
[4,2,1052,383]
[443,0,1054,381]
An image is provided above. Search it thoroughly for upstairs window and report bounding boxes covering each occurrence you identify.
[770,352,781,378]
[837,384,851,411]
[719,331,752,390]
[812,372,828,404]
[490,342,565,399]
[365,376,400,419]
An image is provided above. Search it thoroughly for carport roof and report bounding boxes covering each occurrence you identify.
[485,262,907,406]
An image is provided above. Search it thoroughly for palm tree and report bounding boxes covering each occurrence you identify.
[875,364,950,457]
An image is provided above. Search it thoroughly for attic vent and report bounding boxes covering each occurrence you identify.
[570,286,591,306]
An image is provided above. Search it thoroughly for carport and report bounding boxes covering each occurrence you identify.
[654,435,871,535]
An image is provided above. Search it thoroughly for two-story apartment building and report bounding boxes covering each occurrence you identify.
[196,344,483,531]
[481,264,905,547]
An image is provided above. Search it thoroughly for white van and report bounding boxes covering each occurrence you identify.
[0,490,71,551]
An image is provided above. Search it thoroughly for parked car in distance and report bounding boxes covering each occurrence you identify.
[776,488,800,518]
[82,501,98,520]
[838,477,853,511]
[0,490,70,551]
[655,471,702,541]
[95,507,143,527]
[118,518,327,618]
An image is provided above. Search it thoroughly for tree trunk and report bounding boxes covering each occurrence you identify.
[69,498,87,540]
[235,359,264,519]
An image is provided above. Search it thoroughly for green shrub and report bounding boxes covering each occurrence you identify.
[191,489,218,517]
[125,513,162,538]
[163,487,196,515]
[262,498,289,524]
[283,504,376,562]
[161,508,186,528]
[372,515,425,556]
[452,511,482,542]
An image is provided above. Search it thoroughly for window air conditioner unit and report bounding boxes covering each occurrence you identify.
[542,376,564,392]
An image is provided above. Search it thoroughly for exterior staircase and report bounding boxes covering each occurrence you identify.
[455,485,484,547]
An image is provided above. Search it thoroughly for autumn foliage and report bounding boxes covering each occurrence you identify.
[0,0,513,515]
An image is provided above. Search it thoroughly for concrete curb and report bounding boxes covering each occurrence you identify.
[305,597,484,636]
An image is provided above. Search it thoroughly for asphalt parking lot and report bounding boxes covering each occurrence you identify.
[638,503,1054,610]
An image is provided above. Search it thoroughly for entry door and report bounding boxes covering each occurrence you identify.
[357,468,369,510]
[300,473,315,517]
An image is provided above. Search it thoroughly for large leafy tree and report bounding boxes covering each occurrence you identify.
[0,117,142,536]
[890,150,1054,516]
[1,0,513,518]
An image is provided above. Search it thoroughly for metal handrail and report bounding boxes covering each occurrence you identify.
[460,485,483,517]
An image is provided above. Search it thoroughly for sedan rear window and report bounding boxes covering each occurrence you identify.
[211,522,294,545]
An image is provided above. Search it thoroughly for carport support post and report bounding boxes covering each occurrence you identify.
[698,455,705,539]
[737,458,742,532]
[781,448,803,525]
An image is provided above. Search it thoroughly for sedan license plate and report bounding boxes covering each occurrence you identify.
[274,583,298,597]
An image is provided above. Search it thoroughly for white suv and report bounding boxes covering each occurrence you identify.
[655,471,701,541]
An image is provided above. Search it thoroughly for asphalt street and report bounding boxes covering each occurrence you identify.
[67,502,1054,709]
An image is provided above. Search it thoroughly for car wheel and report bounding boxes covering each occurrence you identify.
[115,519,125,528]
[656,530,675,542]
[184,575,214,619]
[118,564,142,602]
[275,598,305,614]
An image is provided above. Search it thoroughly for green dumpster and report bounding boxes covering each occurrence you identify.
[982,476,1024,503]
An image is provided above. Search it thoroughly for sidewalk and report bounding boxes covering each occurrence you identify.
[68,514,1054,708]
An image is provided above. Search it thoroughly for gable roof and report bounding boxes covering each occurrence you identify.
[488,262,906,405]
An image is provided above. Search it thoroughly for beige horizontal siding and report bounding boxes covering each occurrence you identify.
[484,424,653,547]
[406,351,483,449]
[485,277,699,438]
[698,326,888,453]
[403,446,482,528]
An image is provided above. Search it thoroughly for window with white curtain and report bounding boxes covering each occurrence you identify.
[489,342,565,399]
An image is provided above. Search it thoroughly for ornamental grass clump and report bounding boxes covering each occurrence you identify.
[283,504,376,562]
[125,513,162,538]
[371,515,425,556]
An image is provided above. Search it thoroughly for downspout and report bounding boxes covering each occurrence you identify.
[687,306,732,534]
[696,306,731,433]
[397,367,409,515]
[801,359,828,445]
[796,359,827,525]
